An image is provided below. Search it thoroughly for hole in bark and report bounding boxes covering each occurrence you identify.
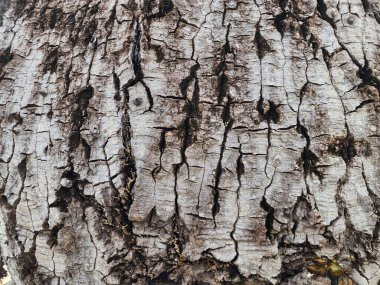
[133,97,143,106]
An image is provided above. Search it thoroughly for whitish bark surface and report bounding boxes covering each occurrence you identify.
[0,0,379,284]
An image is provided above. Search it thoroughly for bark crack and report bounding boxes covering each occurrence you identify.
[122,17,154,111]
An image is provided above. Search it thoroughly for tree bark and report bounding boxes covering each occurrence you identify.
[0,0,379,284]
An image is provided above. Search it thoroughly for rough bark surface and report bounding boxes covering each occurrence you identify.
[0,0,379,284]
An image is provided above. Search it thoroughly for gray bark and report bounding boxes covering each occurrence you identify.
[0,0,380,284]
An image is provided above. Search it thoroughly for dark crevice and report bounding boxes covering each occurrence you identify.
[46,224,64,248]
[122,18,154,111]
[81,138,91,161]
[230,145,244,262]
[278,250,316,282]
[279,0,289,11]
[296,83,323,186]
[43,48,59,74]
[0,46,13,76]
[113,70,121,101]
[64,63,73,96]
[171,166,187,258]
[361,0,370,13]
[170,62,202,255]
[348,99,375,114]
[254,23,271,59]
[215,23,232,106]
[274,0,289,37]
[316,2,380,92]
[171,63,200,250]
[217,68,229,106]
[177,62,201,164]
[151,129,167,180]
[358,58,380,93]
[105,1,117,32]
[83,18,98,44]
[257,99,281,124]
[274,12,287,38]
[300,21,320,58]
[212,120,233,227]
[181,118,193,163]
[68,86,94,152]
[17,156,28,184]
[120,109,137,232]
[267,101,280,123]
[211,23,235,226]
[260,196,275,241]
[301,148,323,182]
[49,7,63,29]
[291,195,312,236]
[151,44,165,62]
[179,63,200,99]
[131,19,143,81]
[0,256,6,279]
[316,0,337,29]
[257,96,265,116]
[374,11,380,24]
[321,47,332,69]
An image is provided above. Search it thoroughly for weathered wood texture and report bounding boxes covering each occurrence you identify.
[0,0,379,284]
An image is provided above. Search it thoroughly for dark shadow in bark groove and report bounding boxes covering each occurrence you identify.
[122,18,154,111]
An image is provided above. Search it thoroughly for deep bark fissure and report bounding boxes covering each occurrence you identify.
[122,17,154,111]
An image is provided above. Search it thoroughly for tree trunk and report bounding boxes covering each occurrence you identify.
[0,0,379,284]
